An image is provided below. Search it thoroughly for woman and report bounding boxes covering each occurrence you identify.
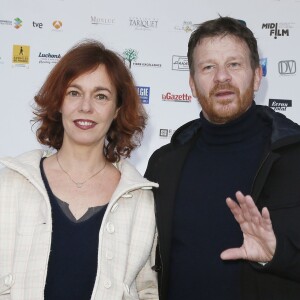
[0,40,158,300]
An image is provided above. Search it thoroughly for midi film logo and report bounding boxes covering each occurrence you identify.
[262,22,294,39]
[269,99,292,111]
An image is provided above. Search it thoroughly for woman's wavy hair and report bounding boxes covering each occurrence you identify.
[188,16,260,75]
[33,40,147,162]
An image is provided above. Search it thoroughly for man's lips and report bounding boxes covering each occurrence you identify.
[214,90,235,97]
[74,119,97,129]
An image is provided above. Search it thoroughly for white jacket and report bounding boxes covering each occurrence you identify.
[0,150,158,300]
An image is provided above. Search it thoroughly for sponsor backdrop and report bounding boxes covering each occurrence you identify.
[1,0,299,173]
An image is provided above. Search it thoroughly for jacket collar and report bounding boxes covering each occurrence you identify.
[171,105,300,149]
[0,149,158,204]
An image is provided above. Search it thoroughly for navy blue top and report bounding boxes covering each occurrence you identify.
[167,104,271,300]
[40,159,107,300]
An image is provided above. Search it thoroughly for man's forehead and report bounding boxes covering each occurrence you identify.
[197,34,248,48]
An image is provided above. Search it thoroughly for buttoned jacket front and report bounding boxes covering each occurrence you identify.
[0,150,158,300]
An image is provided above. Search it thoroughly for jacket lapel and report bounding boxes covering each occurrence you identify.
[152,141,194,280]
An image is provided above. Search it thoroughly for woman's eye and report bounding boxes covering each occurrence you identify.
[96,94,108,100]
[68,90,80,97]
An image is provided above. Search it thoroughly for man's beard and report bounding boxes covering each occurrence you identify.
[196,79,255,124]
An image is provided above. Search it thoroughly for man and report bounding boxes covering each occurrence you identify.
[145,17,300,300]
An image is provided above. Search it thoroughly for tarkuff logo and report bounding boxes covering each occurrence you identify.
[261,22,294,39]
[162,92,192,102]
[91,16,115,25]
[269,99,292,111]
[38,52,61,64]
[172,56,189,71]
[129,17,158,30]
[278,60,296,75]
[14,17,22,29]
[159,129,175,139]
[260,58,267,77]
[136,86,150,104]
[52,20,62,30]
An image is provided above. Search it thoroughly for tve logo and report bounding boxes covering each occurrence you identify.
[33,21,43,28]
[278,60,296,75]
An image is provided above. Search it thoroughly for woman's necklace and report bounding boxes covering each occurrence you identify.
[56,153,107,188]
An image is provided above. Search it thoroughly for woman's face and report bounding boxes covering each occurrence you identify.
[60,64,118,149]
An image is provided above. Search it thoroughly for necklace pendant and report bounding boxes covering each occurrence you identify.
[76,182,84,188]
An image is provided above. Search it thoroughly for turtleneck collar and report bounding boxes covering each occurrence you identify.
[199,101,262,146]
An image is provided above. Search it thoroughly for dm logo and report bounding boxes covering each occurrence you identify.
[123,49,138,69]
[278,60,296,75]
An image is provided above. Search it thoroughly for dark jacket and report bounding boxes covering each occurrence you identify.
[145,105,300,300]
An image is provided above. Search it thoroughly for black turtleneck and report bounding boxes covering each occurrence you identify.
[167,104,271,300]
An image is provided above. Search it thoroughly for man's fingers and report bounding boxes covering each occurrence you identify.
[220,247,246,260]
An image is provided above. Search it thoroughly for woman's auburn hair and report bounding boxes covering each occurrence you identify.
[33,40,147,162]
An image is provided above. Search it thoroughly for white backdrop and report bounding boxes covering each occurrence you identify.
[1,0,299,173]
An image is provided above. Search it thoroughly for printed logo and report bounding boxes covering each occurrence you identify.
[260,58,267,77]
[52,20,63,30]
[269,99,292,111]
[129,17,158,30]
[14,17,22,29]
[136,86,150,104]
[33,21,43,28]
[278,60,296,75]
[91,16,115,25]
[261,22,294,39]
[123,48,138,68]
[12,45,30,67]
[159,129,175,139]
[172,55,189,71]
[162,92,192,102]
[174,21,196,32]
[0,19,12,26]
[38,52,61,64]
[122,48,161,69]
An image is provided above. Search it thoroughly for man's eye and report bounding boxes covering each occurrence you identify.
[229,62,240,68]
[202,65,215,72]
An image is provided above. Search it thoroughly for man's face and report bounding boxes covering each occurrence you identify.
[189,35,262,124]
